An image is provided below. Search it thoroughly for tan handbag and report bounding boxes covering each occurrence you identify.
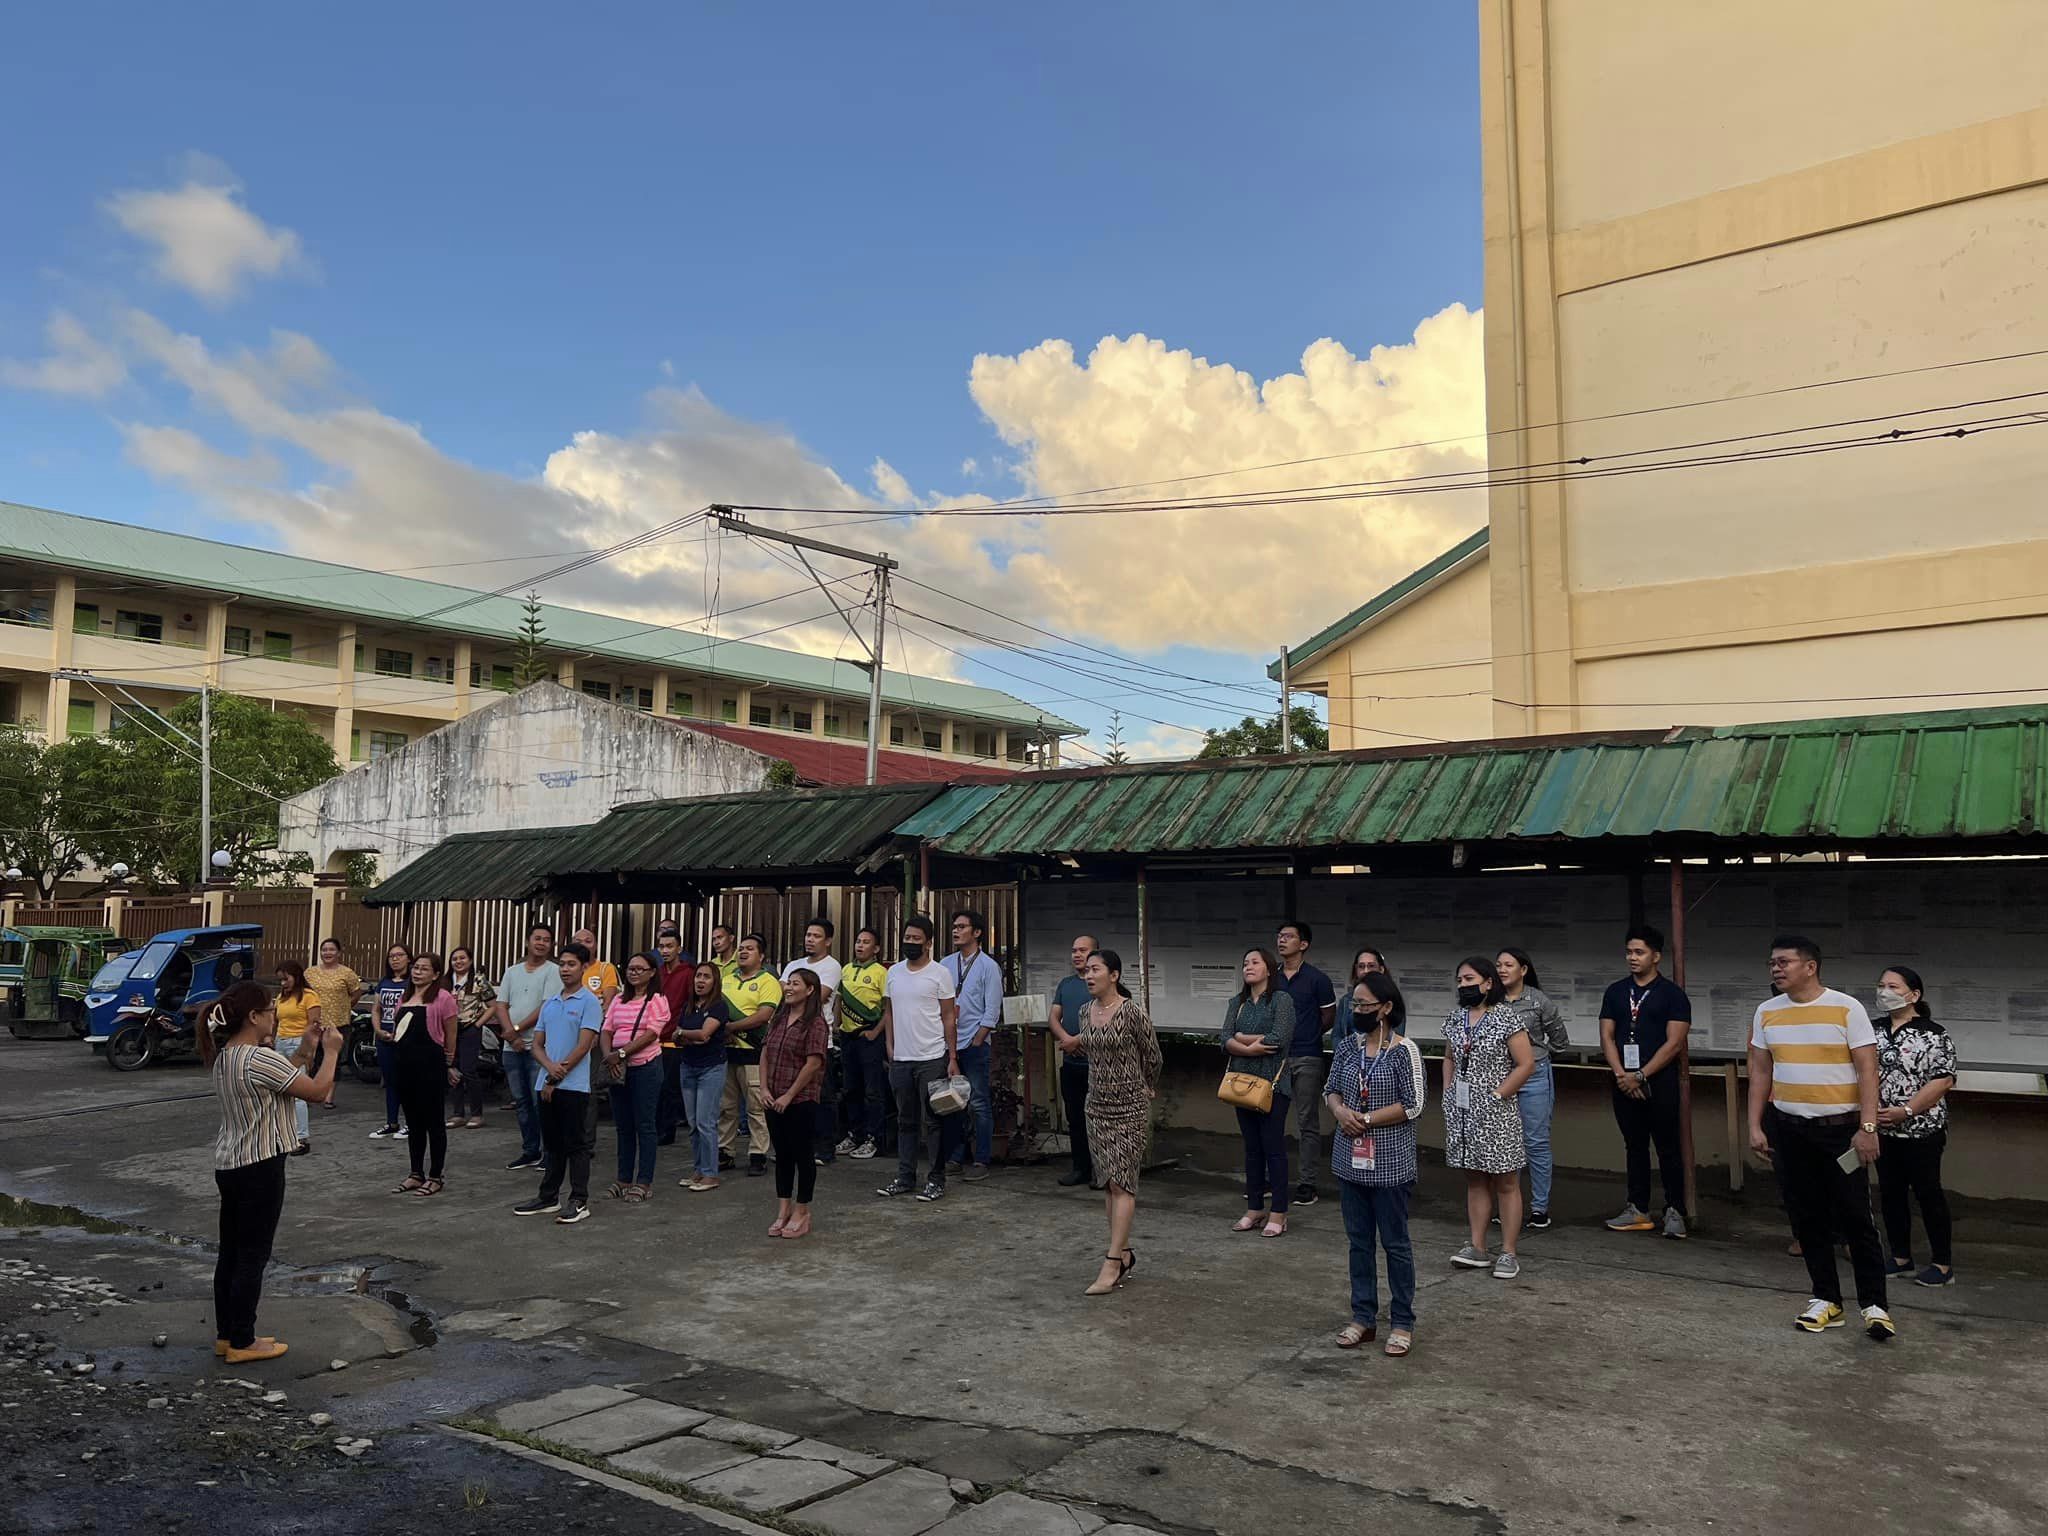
[1217,1066,1276,1114]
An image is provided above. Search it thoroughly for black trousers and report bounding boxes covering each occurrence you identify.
[841,1031,888,1145]
[1770,1107,1886,1309]
[445,1027,484,1119]
[214,1155,287,1349]
[1612,1071,1685,1214]
[889,1058,949,1188]
[767,1105,817,1202]
[1877,1131,1952,1267]
[657,1048,683,1145]
[1061,1055,1093,1178]
[538,1087,596,1205]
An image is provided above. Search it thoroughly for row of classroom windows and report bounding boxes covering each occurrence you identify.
[59,697,408,762]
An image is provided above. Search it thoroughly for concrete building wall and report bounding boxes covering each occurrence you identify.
[277,682,773,876]
[1295,557,1495,749]
[1480,0,2048,735]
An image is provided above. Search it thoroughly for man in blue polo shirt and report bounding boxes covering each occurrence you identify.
[1047,933,1098,1188]
[1276,919,1337,1207]
[943,908,1005,1182]
[512,943,605,1226]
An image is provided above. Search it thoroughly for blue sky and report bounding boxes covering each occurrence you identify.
[0,5,1484,758]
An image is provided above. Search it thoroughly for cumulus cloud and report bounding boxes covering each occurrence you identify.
[107,170,306,302]
[869,457,915,506]
[0,311,127,397]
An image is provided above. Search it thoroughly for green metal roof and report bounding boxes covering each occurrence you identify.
[891,784,1007,840]
[911,705,2048,860]
[364,825,594,906]
[550,782,947,884]
[0,499,1077,732]
[1270,526,1488,680]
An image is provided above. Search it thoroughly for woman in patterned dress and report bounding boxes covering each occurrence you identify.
[1873,966,1958,1287]
[1442,956,1536,1280]
[1081,949,1162,1297]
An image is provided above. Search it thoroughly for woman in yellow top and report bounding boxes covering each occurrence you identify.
[272,959,323,1155]
[305,939,362,1115]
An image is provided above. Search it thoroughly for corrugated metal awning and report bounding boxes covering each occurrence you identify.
[364,826,595,906]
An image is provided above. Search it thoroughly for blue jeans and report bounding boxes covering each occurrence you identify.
[1339,1179,1416,1331]
[610,1061,662,1184]
[374,1038,402,1128]
[503,1049,543,1161]
[679,1061,726,1180]
[1516,1057,1556,1212]
[943,1041,993,1166]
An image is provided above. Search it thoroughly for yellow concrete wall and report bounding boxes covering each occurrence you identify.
[1480,0,2048,734]
[1295,556,1495,749]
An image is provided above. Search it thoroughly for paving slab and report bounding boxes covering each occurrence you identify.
[802,1467,961,1536]
[694,1415,801,1450]
[1092,1525,1163,1536]
[610,1437,760,1484]
[691,1454,861,1512]
[777,1438,898,1477]
[542,1398,714,1455]
[929,1493,1106,1536]
[493,1383,638,1432]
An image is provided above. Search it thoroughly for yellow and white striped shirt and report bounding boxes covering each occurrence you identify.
[1750,988,1875,1118]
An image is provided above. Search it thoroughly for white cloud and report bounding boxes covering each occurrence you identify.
[0,311,127,397]
[107,172,305,302]
[869,457,915,506]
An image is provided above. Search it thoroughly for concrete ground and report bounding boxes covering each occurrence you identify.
[4,1035,2046,1536]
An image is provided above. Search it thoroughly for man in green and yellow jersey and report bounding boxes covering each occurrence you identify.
[834,926,890,1160]
[719,933,781,1176]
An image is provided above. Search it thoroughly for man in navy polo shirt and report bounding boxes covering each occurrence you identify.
[1047,933,1098,1188]
[1599,924,1693,1239]
[1276,919,1337,1207]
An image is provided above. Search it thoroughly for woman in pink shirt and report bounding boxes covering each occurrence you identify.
[390,952,460,1197]
[603,951,671,1202]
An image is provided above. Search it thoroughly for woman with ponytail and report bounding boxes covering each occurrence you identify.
[201,979,340,1363]
[1079,948,1162,1296]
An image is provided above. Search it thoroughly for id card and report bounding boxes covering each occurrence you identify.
[1836,1146,1863,1175]
[1455,1080,1472,1111]
[1351,1134,1376,1172]
[1622,1043,1642,1071]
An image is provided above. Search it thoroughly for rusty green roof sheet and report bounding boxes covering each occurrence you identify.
[364,825,594,906]
[550,782,947,883]
[911,705,2048,859]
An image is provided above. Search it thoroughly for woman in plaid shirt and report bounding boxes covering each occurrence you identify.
[1325,971,1421,1357]
[762,968,830,1240]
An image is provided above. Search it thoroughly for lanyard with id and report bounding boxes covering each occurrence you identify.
[1624,984,1649,1072]
[1450,1016,1477,1111]
[1351,1042,1397,1170]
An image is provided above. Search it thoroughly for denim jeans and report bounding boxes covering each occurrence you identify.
[1516,1057,1556,1212]
[374,1037,402,1129]
[503,1049,543,1161]
[841,1031,888,1145]
[943,1041,993,1166]
[1237,1100,1291,1212]
[890,1057,950,1188]
[1339,1179,1416,1331]
[678,1061,726,1179]
[610,1060,662,1184]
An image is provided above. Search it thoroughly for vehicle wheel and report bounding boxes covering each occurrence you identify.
[346,1028,381,1085]
[65,1005,88,1040]
[106,1022,154,1072]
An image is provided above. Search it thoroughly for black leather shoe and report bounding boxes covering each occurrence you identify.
[1057,1169,1090,1187]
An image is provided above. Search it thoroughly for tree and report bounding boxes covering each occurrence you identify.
[512,591,552,686]
[0,729,113,894]
[1196,705,1329,759]
[1102,711,1130,766]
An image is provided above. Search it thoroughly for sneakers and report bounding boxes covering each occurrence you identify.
[556,1200,591,1225]
[1862,1305,1896,1340]
[1450,1244,1491,1269]
[1915,1265,1955,1288]
[1885,1256,1916,1277]
[915,1181,945,1202]
[835,1135,858,1156]
[1605,1203,1655,1232]
[962,1163,990,1183]
[1057,1168,1091,1187]
[504,1153,543,1171]
[1525,1210,1552,1231]
[367,1124,399,1140]
[1492,1253,1521,1280]
[718,1151,736,1171]
[1294,1182,1319,1207]
[849,1140,878,1160]
[1662,1207,1688,1240]
[1795,1298,1845,1332]
[747,1155,767,1178]
[876,1179,916,1198]
[512,1195,561,1216]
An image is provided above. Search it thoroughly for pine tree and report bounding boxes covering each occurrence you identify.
[512,592,551,686]
[1103,710,1130,766]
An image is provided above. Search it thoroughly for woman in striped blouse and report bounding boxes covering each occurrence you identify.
[202,980,340,1364]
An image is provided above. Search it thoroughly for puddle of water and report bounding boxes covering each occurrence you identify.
[0,1191,130,1235]
[274,1259,439,1348]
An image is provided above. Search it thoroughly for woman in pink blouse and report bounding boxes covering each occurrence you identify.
[603,951,671,1202]
[390,952,460,1197]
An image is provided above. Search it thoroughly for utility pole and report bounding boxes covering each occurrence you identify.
[199,684,213,887]
[708,507,899,786]
[1279,649,1293,754]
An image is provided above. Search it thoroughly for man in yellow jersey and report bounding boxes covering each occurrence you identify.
[834,926,890,1160]
[1748,933,1892,1340]
[573,928,620,1008]
[708,923,739,982]
[719,933,781,1177]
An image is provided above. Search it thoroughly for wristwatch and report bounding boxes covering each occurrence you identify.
[1860,1120,1878,1134]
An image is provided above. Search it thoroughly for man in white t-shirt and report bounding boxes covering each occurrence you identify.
[876,914,958,1203]
[783,919,844,1164]
[1747,933,1892,1340]
[490,923,558,1171]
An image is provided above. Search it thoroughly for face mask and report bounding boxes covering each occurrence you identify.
[1352,1006,1379,1032]
[1456,984,1485,1008]
[902,943,926,963]
[1875,987,1910,1012]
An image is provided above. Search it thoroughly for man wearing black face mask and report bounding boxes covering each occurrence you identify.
[877,915,959,1203]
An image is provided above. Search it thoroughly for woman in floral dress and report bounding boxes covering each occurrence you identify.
[1080,949,1162,1297]
[1442,956,1536,1280]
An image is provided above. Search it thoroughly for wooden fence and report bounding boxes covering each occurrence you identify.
[223,889,317,972]
[118,895,205,943]
[13,899,112,928]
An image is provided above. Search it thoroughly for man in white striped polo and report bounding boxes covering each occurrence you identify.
[1747,934,1893,1340]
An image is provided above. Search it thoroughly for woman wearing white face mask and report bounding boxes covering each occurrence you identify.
[1872,966,1958,1287]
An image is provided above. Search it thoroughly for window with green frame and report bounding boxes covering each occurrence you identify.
[66,699,97,736]
[263,631,293,660]
[668,690,694,716]
[720,698,738,722]
[115,609,164,642]
[224,625,252,655]
[491,664,515,691]
[72,604,100,635]
[374,647,413,677]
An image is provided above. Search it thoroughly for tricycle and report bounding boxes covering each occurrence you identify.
[1,926,127,1040]
[83,924,262,1071]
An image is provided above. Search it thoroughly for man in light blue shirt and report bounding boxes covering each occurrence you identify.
[943,908,1005,1180]
[512,944,605,1225]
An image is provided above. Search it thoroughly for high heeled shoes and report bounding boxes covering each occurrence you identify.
[1084,1249,1136,1296]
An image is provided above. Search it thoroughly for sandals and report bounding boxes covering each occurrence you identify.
[1262,1215,1288,1238]
[1384,1330,1413,1358]
[411,1177,444,1198]
[464,1117,483,1129]
[1336,1322,1375,1349]
[605,1181,629,1201]
[1233,1212,1264,1233]
[393,1175,426,1194]
[622,1185,648,1203]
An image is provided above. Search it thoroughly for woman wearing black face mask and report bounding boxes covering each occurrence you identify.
[1326,970,1420,1355]
[1443,957,1535,1279]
